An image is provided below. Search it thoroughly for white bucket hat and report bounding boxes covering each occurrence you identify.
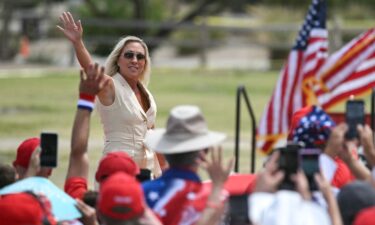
[144,105,226,154]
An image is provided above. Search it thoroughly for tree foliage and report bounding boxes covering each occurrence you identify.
[76,0,249,55]
[259,0,375,9]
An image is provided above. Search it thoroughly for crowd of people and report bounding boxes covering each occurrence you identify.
[1,11,375,225]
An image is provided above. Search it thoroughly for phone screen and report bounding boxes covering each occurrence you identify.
[345,100,365,139]
[300,148,321,191]
[302,156,319,175]
[228,195,250,225]
[40,132,58,167]
[278,145,300,190]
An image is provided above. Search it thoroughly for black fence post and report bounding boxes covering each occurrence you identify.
[234,86,242,173]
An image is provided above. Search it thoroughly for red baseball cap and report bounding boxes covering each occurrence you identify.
[97,172,145,220]
[287,106,313,140]
[95,151,140,183]
[13,137,40,168]
[0,192,56,225]
[353,206,375,225]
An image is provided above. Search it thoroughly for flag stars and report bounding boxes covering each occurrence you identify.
[297,128,304,134]
[292,106,335,148]
[148,191,159,201]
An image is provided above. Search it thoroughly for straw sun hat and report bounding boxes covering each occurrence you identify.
[145,105,226,154]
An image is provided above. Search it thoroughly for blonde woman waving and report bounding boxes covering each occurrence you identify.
[58,12,165,178]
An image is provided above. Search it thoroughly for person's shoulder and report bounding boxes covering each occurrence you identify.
[111,73,121,83]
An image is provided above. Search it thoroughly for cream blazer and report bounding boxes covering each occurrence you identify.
[96,73,161,177]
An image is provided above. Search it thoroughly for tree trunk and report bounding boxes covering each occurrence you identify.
[132,0,146,37]
[0,0,14,60]
[147,0,225,52]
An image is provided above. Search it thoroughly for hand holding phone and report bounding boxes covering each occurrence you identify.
[40,132,58,168]
[300,148,321,191]
[345,99,365,139]
[277,144,301,190]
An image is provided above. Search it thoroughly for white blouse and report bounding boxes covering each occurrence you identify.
[96,73,161,177]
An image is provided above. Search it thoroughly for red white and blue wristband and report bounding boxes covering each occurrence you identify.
[77,93,95,112]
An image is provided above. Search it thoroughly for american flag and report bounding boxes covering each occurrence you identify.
[257,0,328,153]
[315,29,375,108]
[257,0,375,154]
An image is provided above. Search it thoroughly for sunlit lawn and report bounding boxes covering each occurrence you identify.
[1,66,366,188]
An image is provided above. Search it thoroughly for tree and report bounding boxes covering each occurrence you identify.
[77,0,249,55]
[0,0,46,60]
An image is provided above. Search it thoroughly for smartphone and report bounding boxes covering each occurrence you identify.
[40,132,58,168]
[345,99,365,139]
[300,148,321,191]
[228,195,250,225]
[277,143,301,190]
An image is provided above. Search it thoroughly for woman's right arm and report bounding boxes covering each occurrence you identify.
[57,11,93,70]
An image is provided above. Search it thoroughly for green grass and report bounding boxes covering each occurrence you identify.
[0,68,278,139]
[0,67,278,187]
[2,67,371,188]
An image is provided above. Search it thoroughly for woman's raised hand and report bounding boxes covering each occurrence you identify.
[57,11,83,44]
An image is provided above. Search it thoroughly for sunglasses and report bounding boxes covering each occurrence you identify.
[124,51,146,61]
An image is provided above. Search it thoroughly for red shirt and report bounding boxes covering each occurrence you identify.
[64,177,88,199]
[332,158,356,188]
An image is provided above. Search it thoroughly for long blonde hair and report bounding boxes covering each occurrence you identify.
[105,36,151,87]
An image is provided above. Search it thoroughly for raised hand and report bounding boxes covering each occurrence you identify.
[199,146,233,187]
[315,173,331,196]
[76,199,99,225]
[79,63,110,96]
[195,147,233,225]
[325,123,348,158]
[254,151,285,193]
[57,11,83,44]
[358,124,375,167]
[291,170,311,200]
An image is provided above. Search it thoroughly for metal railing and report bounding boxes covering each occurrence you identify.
[234,85,257,173]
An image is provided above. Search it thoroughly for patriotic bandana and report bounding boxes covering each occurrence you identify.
[291,105,335,148]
